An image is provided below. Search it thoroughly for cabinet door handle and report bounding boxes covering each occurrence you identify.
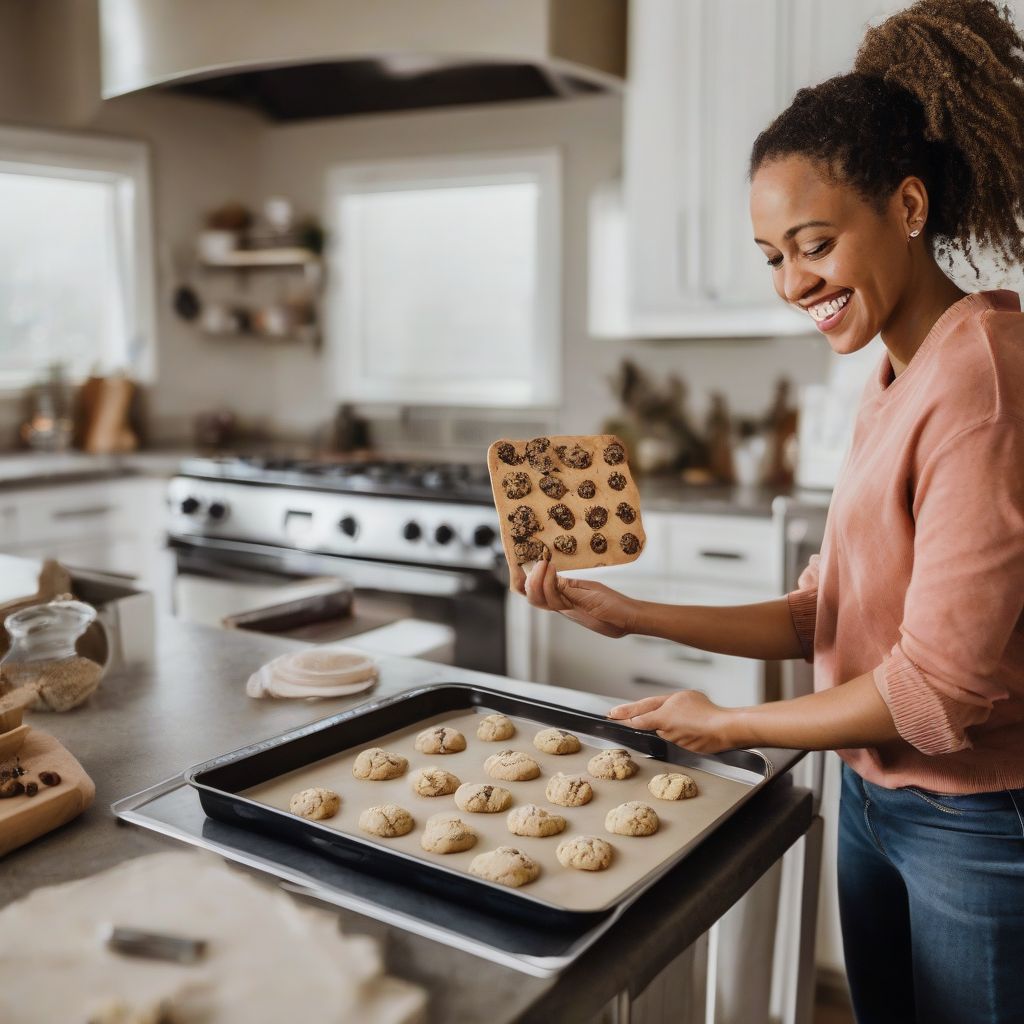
[52,505,114,520]
[631,675,681,690]
[698,549,745,561]
[671,649,714,665]
[633,636,713,665]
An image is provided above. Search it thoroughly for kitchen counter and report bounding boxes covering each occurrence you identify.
[0,449,190,488]
[1,617,814,1022]
[639,477,793,516]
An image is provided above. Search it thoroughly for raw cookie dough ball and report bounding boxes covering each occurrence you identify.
[359,804,414,838]
[421,813,478,854]
[605,801,659,837]
[495,442,524,466]
[556,443,592,469]
[477,713,516,741]
[508,505,542,541]
[620,533,642,556]
[507,803,567,838]
[533,727,582,755]
[557,835,613,871]
[547,503,576,530]
[545,772,594,807]
[538,474,568,499]
[588,748,639,780]
[415,726,467,755]
[455,782,513,813]
[502,471,532,500]
[590,533,608,555]
[484,749,541,782]
[577,480,597,499]
[411,766,461,797]
[584,506,609,529]
[603,441,626,465]
[469,846,540,888]
[608,472,628,491]
[514,538,550,564]
[553,534,577,556]
[649,772,699,800]
[525,437,556,473]
[353,747,408,781]
[615,502,637,524]
[289,787,340,820]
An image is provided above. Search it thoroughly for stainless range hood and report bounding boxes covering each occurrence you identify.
[99,0,626,120]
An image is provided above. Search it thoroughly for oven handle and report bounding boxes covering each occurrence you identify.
[168,534,491,597]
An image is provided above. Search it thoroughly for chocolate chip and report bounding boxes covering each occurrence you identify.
[496,442,524,466]
[39,771,62,787]
[539,474,568,499]
[0,779,24,799]
[577,480,596,500]
[25,781,38,797]
[590,533,608,554]
[547,503,576,530]
[584,506,608,529]
[553,534,577,555]
[608,472,628,491]
[615,502,637,524]
[502,471,532,500]
[603,442,626,465]
[620,533,642,555]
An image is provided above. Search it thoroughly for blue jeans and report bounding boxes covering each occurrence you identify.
[838,764,1024,1023]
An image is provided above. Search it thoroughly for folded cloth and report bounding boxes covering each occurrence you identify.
[246,647,378,700]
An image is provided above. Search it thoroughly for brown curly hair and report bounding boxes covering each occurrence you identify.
[749,0,1024,275]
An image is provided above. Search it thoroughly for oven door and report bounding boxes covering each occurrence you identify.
[169,535,508,675]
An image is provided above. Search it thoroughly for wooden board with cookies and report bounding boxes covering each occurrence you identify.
[486,434,646,572]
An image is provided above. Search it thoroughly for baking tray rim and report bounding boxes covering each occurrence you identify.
[185,682,774,918]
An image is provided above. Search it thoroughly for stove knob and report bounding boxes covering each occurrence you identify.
[339,515,358,538]
[208,501,228,521]
[434,524,455,546]
[180,497,201,515]
[403,521,422,542]
[473,525,497,547]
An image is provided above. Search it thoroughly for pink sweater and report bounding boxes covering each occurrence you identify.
[788,290,1024,793]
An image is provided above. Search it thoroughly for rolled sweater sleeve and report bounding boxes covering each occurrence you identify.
[786,554,820,663]
[874,416,1024,755]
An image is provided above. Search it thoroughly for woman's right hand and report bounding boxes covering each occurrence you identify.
[521,558,640,639]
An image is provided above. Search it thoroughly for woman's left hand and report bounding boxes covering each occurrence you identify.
[607,691,740,754]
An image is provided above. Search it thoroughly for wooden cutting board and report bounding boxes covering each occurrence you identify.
[0,727,95,857]
[487,434,647,572]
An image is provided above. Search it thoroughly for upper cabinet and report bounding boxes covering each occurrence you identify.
[592,0,903,339]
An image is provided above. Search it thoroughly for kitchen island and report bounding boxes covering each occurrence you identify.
[0,615,818,1023]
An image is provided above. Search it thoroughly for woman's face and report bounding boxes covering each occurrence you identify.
[750,155,910,354]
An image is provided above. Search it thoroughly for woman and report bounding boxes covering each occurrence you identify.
[520,2,1024,1021]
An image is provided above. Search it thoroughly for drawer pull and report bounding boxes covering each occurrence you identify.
[52,505,114,520]
[631,675,681,690]
[698,549,745,561]
[671,649,713,665]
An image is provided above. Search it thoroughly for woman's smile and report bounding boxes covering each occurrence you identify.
[803,287,854,331]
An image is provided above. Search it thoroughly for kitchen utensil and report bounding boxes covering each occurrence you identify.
[187,683,772,929]
[246,647,378,700]
[105,925,207,964]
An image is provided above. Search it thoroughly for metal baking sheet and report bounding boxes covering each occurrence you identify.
[186,684,771,929]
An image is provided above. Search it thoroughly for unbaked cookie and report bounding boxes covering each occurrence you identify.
[484,749,541,782]
[605,801,659,837]
[411,766,461,797]
[358,804,414,838]
[648,772,699,800]
[477,713,516,742]
[469,846,540,888]
[533,727,582,755]
[414,726,467,755]
[352,747,408,781]
[588,748,639,780]
[507,803,566,838]
[545,772,594,807]
[421,813,478,854]
[454,782,513,813]
[289,787,340,820]
[556,835,613,871]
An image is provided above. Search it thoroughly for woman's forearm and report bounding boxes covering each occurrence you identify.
[632,596,806,662]
[726,671,900,750]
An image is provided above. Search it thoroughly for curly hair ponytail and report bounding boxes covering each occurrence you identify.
[749,0,1024,274]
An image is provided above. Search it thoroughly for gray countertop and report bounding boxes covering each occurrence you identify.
[0,615,812,1022]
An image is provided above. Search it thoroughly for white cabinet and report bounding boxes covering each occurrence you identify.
[594,0,904,339]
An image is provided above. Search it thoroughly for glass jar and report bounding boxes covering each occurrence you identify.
[1,600,103,710]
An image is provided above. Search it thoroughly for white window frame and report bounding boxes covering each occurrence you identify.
[325,150,562,408]
[0,125,157,389]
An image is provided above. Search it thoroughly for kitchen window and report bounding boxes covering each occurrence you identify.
[0,126,156,389]
[326,151,561,407]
